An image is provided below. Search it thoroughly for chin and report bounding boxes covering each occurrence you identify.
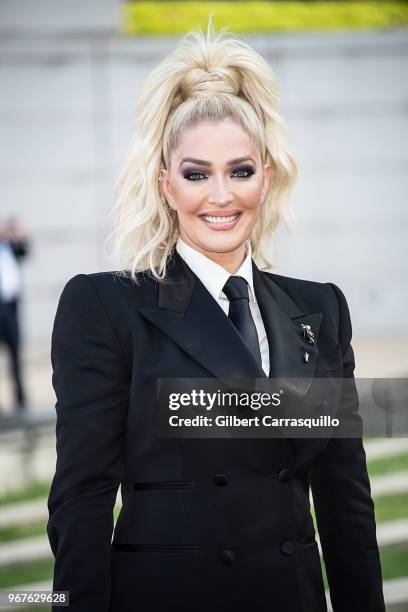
[198,235,247,253]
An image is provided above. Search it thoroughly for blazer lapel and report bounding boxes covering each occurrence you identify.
[138,249,323,395]
[252,262,323,395]
[138,249,266,381]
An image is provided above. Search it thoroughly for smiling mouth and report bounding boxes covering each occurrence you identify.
[200,212,241,224]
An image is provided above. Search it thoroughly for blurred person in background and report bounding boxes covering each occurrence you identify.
[0,215,30,413]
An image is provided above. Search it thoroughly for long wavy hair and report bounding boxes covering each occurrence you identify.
[106,14,298,284]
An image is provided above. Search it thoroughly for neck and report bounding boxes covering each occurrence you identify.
[180,235,248,274]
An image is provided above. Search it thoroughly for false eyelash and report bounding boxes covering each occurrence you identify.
[183,166,256,181]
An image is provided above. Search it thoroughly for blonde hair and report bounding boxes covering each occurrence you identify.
[106,14,298,284]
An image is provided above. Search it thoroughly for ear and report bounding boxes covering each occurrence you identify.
[159,168,174,209]
[262,163,273,199]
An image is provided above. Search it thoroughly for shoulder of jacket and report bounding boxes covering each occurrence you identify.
[262,270,333,296]
[261,270,345,323]
[64,270,154,290]
[263,272,353,353]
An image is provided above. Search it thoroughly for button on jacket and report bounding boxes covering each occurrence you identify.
[47,248,386,612]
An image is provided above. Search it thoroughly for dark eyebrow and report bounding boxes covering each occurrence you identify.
[179,156,256,168]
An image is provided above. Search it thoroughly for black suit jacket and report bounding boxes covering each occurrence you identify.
[47,249,385,612]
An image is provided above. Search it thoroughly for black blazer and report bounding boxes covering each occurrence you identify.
[47,249,385,612]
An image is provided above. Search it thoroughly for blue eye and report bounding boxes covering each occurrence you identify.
[184,171,205,181]
[183,166,255,181]
[233,166,255,178]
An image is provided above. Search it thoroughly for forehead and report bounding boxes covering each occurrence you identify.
[172,120,259,163]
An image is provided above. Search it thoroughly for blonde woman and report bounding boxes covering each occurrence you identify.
[47,18,385,612]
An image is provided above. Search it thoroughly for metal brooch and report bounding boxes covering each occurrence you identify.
[301,323,315,345]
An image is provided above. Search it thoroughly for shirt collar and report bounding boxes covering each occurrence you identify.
[175,236,256,303]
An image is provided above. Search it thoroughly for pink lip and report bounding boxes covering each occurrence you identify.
[200,211,241,231]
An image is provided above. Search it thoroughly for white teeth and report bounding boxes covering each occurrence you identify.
[202,213,239,224]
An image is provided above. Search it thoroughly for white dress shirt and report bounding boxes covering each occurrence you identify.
[176,236,270,376]
[0,241,21,302]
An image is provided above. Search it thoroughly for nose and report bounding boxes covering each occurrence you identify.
[207,176,233,205]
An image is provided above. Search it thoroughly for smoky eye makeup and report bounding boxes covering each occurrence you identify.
[182,165,256,181]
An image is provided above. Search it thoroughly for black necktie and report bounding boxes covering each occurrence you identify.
[222,275,263,370]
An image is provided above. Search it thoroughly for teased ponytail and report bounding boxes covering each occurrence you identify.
[106,14,298,284]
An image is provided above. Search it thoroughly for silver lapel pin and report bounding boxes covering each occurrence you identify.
[304,351,310,363]
[301,323,315,345]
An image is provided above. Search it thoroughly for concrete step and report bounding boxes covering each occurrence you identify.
[0,535,50,567]
[371,472,408,497]
[0,494,122,528]
[364,438,408,462]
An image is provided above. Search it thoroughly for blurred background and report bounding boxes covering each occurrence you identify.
[0,0,407,609]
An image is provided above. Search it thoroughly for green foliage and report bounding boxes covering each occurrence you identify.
[380,544,408,581]
[368,453,408,477]
[0,521,46,544]
[0,481,50,507]
[0,559,53,589]
[373,491,408,523]
[122,1,408,35]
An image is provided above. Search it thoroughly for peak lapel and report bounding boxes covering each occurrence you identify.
[138,250,326,459]
[138,250,266,382]
[252,262,323,395]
